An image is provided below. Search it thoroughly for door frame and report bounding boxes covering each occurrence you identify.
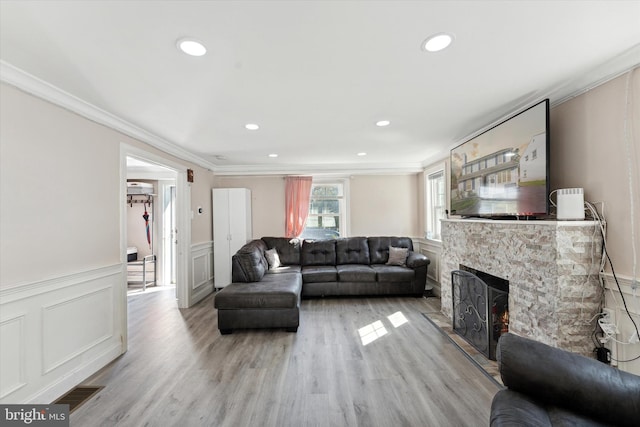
[159,181,177,286]
[120,143,192,347]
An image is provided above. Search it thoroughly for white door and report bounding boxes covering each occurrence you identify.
[228,188,250,255]
[213,189,231,288]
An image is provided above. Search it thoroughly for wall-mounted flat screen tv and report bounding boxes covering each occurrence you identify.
[450,99,550,218]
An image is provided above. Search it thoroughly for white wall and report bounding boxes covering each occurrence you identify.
[1,86,121,286]
[349,175,420,237]
[214,174,421,239]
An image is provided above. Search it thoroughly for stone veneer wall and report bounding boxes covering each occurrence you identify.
[440,219,603,356]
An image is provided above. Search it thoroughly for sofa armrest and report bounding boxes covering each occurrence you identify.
[497,333,640,427]
[406,251,429,269]
[231,240,268,283]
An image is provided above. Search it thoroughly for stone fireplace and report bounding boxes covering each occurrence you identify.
[441,219,603,356]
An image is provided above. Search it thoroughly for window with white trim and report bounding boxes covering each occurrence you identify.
[300,182,345,239]
[426,169,445,241]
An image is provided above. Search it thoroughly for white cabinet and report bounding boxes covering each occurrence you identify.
[212,188,252,288]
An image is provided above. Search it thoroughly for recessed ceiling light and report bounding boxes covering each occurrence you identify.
[245,123,260,130]
[268,153,278,158]
[177,38,207,56]
[357,152,367,156]
[376,120,390,127]
[422,33,453,52]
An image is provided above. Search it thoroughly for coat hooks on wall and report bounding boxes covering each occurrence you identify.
[127,194,153,207]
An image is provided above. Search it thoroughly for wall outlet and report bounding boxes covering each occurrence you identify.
[598,308,618,336]
[600,308,618,366]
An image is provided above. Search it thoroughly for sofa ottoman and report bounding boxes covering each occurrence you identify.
[214,272,302,334]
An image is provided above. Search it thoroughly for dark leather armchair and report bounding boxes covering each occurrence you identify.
[491,333,640,427]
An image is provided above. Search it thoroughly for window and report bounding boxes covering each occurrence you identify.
[300,182,345,239]
[426,169,445,241]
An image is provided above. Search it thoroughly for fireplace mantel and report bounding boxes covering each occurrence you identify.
[440,219,603,356]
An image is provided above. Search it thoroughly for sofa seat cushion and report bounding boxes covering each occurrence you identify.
[490,389,552,427]
[302,266,338,283]
[371,265,414,282]
[547,406,609,427]
[337,264,376,282]
[266,265,302,274]
[214,274,301,310]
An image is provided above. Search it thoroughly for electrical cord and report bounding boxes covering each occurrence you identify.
[585,200,640,362]
[611,351,640,363]
[622,70,638,284]
[604,248,640,363]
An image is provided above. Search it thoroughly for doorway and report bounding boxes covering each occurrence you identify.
[126,158,177,292]
[120,144,191,301]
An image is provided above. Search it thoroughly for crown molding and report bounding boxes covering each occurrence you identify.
[212,161,424,176]
[0,60,217,171]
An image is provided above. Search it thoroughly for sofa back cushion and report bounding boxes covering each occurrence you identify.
[336,237,370,265]
[261,237,301,265]
[301,240,337,266]
[368,237,414,264]
[231,239,268,282]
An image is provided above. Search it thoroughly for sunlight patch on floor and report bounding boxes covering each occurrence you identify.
[359,320,388,345]
[358,311,410,345]
[387,311,408,328]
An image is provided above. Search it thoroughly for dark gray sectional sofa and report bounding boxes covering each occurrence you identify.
[214,236,429,334]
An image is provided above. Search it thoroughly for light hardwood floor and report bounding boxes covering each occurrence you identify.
[71,289,500,426]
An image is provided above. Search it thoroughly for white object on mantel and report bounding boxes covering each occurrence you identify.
[557,188,585,220]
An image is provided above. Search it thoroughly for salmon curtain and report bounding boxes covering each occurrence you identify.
[285,176,313,238]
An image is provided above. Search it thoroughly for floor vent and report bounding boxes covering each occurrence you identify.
[53,385,104,413]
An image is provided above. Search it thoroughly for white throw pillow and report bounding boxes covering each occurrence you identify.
[386,246,408,266]
[265,248,281,269]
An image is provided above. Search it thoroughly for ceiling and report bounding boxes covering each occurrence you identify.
[1,1,639,175]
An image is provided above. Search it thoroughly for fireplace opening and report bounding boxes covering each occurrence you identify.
[452,265,509,360]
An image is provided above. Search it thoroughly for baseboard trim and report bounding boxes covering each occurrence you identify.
[27,343,122,404]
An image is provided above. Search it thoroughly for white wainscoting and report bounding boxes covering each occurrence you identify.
[414,238,442,296]
[0,264,125,404]
[602,273,640,374]
[190,241,214,306]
